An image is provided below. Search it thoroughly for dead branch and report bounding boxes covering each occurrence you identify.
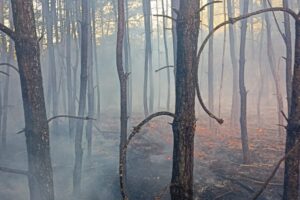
[216,173,255,193]
[17,115,96,134]
[197,1,222,13]
[281,110,288,122]
[0,166,29,176]
[0,71,9,76]
[119,111,175,200]
[155,65,174,72]
[47,115,96,123]
[153,14,176,22]
[197,7,298,63]
[195,76,224,124]
[0,63,20,73]
[251,140,300,200]
[0,23,16,40]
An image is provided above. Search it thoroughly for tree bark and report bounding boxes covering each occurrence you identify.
[283,14,300,200]
[9,0,54,199]
[170,1,199,199]
[239,0,250,164]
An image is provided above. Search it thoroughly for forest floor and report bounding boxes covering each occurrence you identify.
[0,109,288,200]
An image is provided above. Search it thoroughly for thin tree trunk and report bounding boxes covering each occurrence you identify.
[263,0,284,136]
[161,0,171,111]
[227,0,239,128]
[283,0,293,114]
[9,0,55,199]
[170,1,200,199]
[73,0,89,195]
[208,0,214,128]
[239,0,250,164]
[117,0,128,196]
[283,15,300,200]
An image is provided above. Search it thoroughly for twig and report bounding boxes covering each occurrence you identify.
[0,63,20,73]
[281,110,288,122]
[153,14,176,22]
[0,166,29,176]
[119,111,175,200]
[197,1,222,13]
[17,115,96,134]
[155,65,174,72]
[0,71,9,76]
[251,140,300,200]
[0,23,16,40]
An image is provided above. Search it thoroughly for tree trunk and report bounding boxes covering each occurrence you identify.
[117,0,128,195]
[227,0,239,128]
[283,0,293,114]
[10,0,54,199]
[208,0,214,128]
[263,0,284,136]
[283,15,300,200]
[161,0,171,111]
[73,0,89,195]
[170,1,199,199]
[239,0,250,164]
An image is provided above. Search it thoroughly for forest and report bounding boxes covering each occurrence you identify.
[0,0,300,200]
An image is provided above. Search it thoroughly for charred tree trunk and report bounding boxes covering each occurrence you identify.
[73,0,89,195]
[8,0,55,199]
[239,0,250,164]
[117,0,128,193]
[283,15,300,200]
[170,1,199,199]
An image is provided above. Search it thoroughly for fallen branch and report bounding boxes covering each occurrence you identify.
[119,111,175,200]
[155,65,174,72]
[251,140,300,200]
[0,166,28,176]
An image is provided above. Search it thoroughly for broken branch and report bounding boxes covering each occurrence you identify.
[155,65,174,72]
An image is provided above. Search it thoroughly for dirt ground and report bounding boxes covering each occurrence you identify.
[0,109,289,200]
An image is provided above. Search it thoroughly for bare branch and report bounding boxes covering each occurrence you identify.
[281,110,288,122]
[197,7,298,62]
[17,115,96,134]
[0,23,16,40]
[266,0,286,41]
[252,140,300,200]
[197,1,222,13]
[47,115,96,123]
[153,14,176,22]
[195,79,224,124]
[119,111,175,200]
[0,63,20,74]
[155,65,174,72]
[0,71,9,76]
[0,166,29,176]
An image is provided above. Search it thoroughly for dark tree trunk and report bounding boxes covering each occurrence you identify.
[117,0,128,193]
[9,0,54,199]
[73,0,89,195]
[283,15,300,200]
[161,0,171,111]
[239,0,250,164]
[170,1,199,199]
